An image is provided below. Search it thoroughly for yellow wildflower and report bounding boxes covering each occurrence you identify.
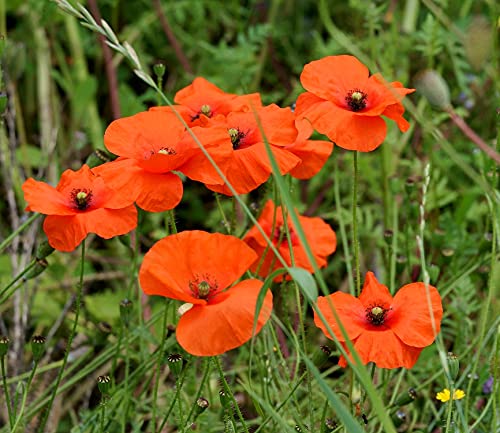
[436,388,465,402]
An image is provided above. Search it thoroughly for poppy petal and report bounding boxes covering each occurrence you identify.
[382,103,411,132]
[139,231,258,301]
[390,282,443,347]
[22,179,75,215]
[288,139,334,179]
[82,206,138,239]
[314,293,366,342]
[134,171,183,212]
[340,329,422,369]
[301,55,369,103]
[358,272,393,308]
[176,279,272,356]
[43,215,88,252]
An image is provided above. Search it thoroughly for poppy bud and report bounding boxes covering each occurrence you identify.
[85,149,113,168]
[0,335,9,357]
[31,335,46,362]
[194,397,209,418]
[153,62,166,80]
[447,352,460,381]
[464,16,493,71]
[119,299,133,328]
[219,389,231,410]
[97,375,112,395]
[312,345,332,368]
[391,409,406,427]
[322,418,337,433]
[24,259,48,280]
[36,241,55,260]
[383,229,393,246]
[167,353,183,377]
[414,70,451,110]
[395,387,417,406]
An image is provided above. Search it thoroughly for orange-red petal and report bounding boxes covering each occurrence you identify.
[139,231,258,302]
[389,282,443,347]
[300,55,369,103]
[104,110,186,160]
[81,206,137,239]
[358,272,393,309]
[43,215,88,252]
[314,292,366,342]
[176,279,272,356]
[22,179,76,215]
[340,330,423,369]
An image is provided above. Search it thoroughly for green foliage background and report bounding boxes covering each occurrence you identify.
[0,0,498,432]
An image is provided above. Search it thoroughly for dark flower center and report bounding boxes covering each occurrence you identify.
[189,274,219,300]
[228,127,247,150]
[346,88,368,112]
[273,224,298,245]
[191,104,212,121]
[70,188,93,210]
[365,304,388,326]
[157,146,177,155]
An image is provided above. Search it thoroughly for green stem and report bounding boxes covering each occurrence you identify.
[0,214,41,254]
[151,299,170,433]
[214,193,231,234]
[38,240,86,433]
[0,261,36,304]
[99,401,106,433]
[1,355,14,428]
[334,160,355,295]
[157,366,186,432]
[183,358,211,429]
[11,361,39,432]
[213,357,249,433]
[352,152,361,295]
[121,326,130,433]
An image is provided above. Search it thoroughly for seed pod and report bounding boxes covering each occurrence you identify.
[31,335,46,362]
[395,387,418,406]
[447,352,460,381]
[167,353,183,377]
[194,397,209,418]
[0,336,10,357]
[97,375,112,395]
[312,345,332,368]
[153,62,166,80]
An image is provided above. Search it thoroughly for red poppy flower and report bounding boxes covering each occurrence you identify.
[139,230,273,356]
[286,118,334,179]
[169,77,262,127]
[243,200,336,281]
[22,164,137,252]
[198,104,301,195]
[94,110,231,212]
[314,272,443,369]
[295,55,415,152]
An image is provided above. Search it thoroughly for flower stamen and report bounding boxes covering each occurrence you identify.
[189,274,219,300]
[366,304,387,325]
[71,188,93,210]
[228,127,247,150]
[346,88,368,112]
[158,147,177,155]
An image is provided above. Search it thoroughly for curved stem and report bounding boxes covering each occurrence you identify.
[0,213,41,254]
[352,152,361,295]
[37,240,86,433]
[213,356,249,433]
[1,355,14,428]
[151,299,170,433]
[11,361,39,432]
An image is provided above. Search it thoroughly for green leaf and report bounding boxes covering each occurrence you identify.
[288,267,318,302]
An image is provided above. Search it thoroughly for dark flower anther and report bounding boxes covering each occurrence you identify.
[345,88,368,111]
[71,188,93,210]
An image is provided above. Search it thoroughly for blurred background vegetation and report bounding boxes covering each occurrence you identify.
[0,0,498,431]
